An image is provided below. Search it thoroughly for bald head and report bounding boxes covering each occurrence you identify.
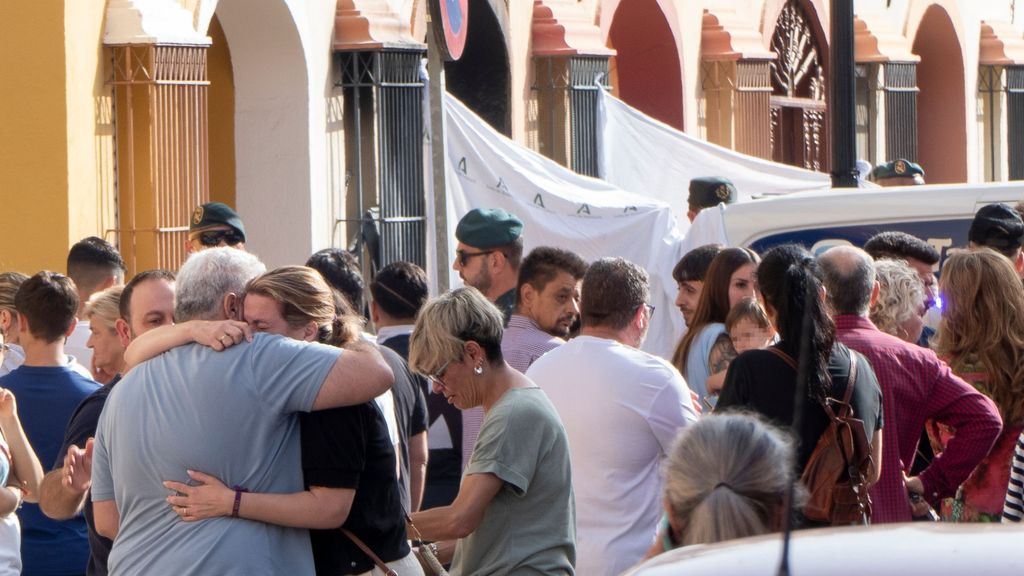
[818,246,876,316]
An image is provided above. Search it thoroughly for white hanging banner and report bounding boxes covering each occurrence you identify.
[597,89,831,229]
[443,95,687,360]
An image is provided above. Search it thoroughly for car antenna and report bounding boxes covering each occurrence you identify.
[776,282,815,576]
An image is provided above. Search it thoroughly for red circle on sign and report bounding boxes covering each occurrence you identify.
[436,0,468,61]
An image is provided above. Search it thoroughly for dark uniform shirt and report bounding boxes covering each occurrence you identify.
[495,288,516,327]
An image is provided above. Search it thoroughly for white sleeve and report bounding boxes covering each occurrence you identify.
[646,370,699,455]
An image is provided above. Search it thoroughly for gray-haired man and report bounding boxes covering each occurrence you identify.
[90,248,393,575]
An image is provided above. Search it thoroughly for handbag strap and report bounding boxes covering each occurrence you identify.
[340,528,399,576]
[766,346,798,370]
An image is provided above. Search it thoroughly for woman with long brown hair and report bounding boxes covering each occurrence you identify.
[671,248,760,404]
[930,249,1024,522]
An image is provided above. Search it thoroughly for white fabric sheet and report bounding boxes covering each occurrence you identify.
[443,96,686,360]
[597,89,831,230]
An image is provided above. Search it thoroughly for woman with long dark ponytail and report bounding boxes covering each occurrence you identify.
[716,245,884,478]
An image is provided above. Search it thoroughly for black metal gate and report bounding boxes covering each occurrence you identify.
[334,49,427,272]
[883,62,918,162]
[533,56,610,177]
[1008,66,1024,180]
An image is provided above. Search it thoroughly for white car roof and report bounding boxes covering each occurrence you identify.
[626,523,1024,576]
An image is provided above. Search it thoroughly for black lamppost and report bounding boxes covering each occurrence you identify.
[830,0,858,188]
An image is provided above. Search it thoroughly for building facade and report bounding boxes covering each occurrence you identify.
[1,0,1022,274]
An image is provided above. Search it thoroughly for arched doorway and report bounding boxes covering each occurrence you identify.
[608,0,683,130]
[445,0,511,136]
[911,6,967,184]
[769,0,828,171]
[207,14,236,209]
[213,0,312,266]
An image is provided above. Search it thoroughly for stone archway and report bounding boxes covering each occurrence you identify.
[911,5,967,183]
[608,0,683,130]
[445,0,512,136]
[212,0,313,265]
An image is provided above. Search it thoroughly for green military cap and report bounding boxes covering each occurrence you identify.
[455,208,523,249]
[688,177,738,210]
[190,202,246,241]
[871,158,924,180]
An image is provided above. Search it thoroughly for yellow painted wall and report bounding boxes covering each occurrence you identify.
[0,3,70,274]
[64,1,117,252]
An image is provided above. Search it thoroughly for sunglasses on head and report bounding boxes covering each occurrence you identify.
[197,229,244,247]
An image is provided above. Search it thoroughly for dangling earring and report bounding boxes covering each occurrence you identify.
[474,365,484,375]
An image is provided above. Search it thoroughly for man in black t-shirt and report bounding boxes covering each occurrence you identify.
[370,261,459,512]
[37,270,176,576]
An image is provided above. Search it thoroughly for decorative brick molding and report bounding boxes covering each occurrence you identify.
[334,0,423,51]
[979,21,1024,66]
[701,11,773,61]
[532,0,613,57]
[854,14,917,63]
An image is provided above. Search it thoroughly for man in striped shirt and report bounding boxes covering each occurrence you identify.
[500,247,588,374]
[819,246,1002,522]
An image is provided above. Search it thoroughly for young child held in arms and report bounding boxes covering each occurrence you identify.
[725,297,774,354]
[704,297,775,406]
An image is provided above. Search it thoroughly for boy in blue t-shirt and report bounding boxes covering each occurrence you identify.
[0,272,99,575]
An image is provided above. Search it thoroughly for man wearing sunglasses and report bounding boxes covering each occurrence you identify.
[186,202,247,254]
[452,208,523,325]
[452,207,524,473]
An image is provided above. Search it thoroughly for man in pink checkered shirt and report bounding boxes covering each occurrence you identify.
[500,247,588,374]
[819,246,1002,522]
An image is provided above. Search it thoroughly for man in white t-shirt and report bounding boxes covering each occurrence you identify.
[527,257,698,576]
[66,237,125,373]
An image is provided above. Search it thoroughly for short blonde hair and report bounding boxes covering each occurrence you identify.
[0,272,28,314]
[85,285,124,328]
[869,259,923,337]
[408,287,504,376]
[664,413,799,547]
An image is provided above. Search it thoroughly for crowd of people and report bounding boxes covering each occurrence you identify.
[0,190,1023,576]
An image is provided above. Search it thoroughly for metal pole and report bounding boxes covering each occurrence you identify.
[428,21,450,293]
[830,0,858,188]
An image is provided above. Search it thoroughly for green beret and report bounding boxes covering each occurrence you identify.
[190,202,246,241]
[455,208,523,249]
[688,177,737,210]
[871,158,924,180]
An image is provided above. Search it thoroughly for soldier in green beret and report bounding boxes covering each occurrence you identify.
[453,208,524,325]
[687,177,738,222]
[186,202,247,254]
[870,159,926,187]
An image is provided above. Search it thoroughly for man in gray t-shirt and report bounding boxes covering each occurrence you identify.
[89,248,393,576]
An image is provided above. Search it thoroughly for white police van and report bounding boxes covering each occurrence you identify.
[704,181,1024,265]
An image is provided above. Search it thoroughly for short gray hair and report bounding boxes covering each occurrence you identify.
[870,259,924,337]
[580,258,649,330]
[408,287,504,375]
[819,246,875,316]
[175,248,266,321]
